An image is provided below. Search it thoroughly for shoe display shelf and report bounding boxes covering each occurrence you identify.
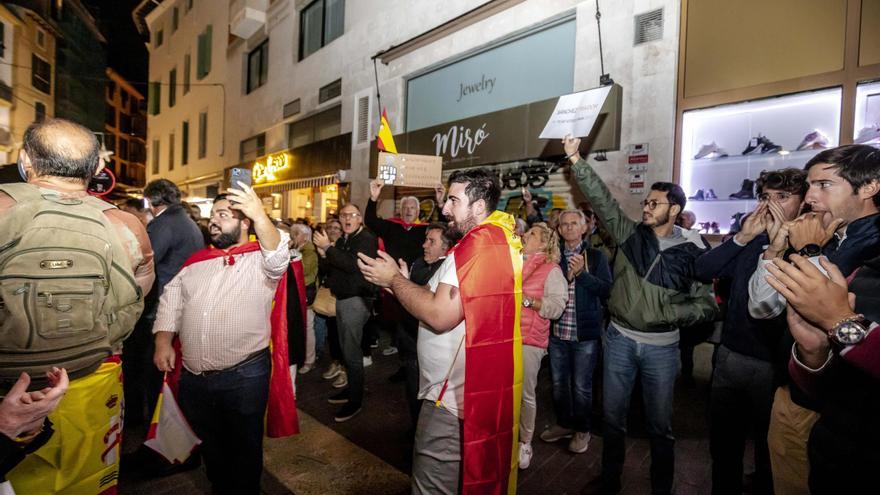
[680,87,842,235]
[854,80,880,146]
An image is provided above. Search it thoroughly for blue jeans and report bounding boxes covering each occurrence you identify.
[314,313,327,356]
[548,335,600,432]
[179,350,270,495]
[602,325,679,495]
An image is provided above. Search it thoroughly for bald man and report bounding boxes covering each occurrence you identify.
[0,118,153,494]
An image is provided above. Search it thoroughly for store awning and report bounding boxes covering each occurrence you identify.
[252,173,338,194]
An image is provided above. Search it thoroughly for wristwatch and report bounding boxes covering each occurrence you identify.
[798,243,822,257]
[828,314,869,345]
[522,298,533,308]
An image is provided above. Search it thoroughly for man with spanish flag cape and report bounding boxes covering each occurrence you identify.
[152,184,298,495]
[359,168,523,495]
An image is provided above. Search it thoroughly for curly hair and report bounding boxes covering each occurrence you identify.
[528,222,561,264]
[755,168,808,197]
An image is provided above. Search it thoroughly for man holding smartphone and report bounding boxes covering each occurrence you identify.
[152,183,292,495]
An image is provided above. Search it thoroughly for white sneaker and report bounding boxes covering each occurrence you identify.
[332,370,348,389]
[568,432,591,454]
[322,361,342,380]
[855,124,880,144]
[363,356,373,367]
[298,364,313,375]
[518,442,533,469]
[382,346,399,356]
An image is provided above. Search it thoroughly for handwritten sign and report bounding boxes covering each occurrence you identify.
[377,152,442,188]
[539,85,612,139]
[253,152,292,184]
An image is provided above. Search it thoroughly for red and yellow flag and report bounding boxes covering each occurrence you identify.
[377,108,398,154]
[452,210,523,495]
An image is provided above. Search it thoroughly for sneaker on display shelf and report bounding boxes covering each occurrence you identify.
[710,222,720,234]
[730,179,756,200]
[855,125,880,144]
[758,136,783,154]
[693,142,729,160]
[699,222,712,234]
[705,189,718,200]
[730,212,746,233]
[796,129,830,150]
[689,189,705,201]
[742,136,763,155]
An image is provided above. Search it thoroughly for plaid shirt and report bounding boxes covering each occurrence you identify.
[553,245,581,341]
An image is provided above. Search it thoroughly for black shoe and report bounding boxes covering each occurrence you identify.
[743,136,762,155]
[688,189,705,201]
[758,136,782,154]
[328,390,349,405]
[388,367,406,383]
[334,402,362,422]
[711,221,720,234]
[705,188,718,200]
[730,211,745,232]
[729,179,755,199]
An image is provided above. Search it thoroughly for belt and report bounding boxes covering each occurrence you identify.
[192,348,269,377]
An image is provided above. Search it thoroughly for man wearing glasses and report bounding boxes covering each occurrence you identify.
[313,203,379,422]
[694,168,807,495]
[563,136,718,495]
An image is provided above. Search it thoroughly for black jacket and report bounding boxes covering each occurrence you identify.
[323,227,379,300]
[364,199,428,265]
[145,204,205,315]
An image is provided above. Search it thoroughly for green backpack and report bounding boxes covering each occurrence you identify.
[0,183,144,389]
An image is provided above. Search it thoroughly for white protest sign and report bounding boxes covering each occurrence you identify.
[377,152,443,188]
[539,85,613,139]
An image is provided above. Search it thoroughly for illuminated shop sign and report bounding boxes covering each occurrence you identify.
[253,152,292,184]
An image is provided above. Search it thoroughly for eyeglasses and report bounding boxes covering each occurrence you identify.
[758,192,793,202]
[640,199,671,210]
[340,212,361,219]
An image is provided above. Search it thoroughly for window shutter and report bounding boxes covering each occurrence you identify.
[356,96,370,144]
[148,82,161,115]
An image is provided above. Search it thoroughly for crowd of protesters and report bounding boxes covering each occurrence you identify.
[1,118,879,495]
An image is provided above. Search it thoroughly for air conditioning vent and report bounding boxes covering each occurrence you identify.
[319,79,342,103]
[356,96,370,144]
[634,8,663,45]
[283,98,301,118]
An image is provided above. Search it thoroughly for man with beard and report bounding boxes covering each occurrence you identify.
[562,136,718,495]
[152,187,293,495]
[358,168,523,495]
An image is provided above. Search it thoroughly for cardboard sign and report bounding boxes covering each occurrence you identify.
[377,152,442,188]
[539,85,613,139]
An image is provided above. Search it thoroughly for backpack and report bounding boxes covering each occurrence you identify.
[0,183,144,389]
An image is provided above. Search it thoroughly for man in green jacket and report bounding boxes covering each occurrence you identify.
[563,136,718,495]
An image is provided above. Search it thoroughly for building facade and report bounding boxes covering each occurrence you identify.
[138,0,680,222]
[104,67,147,191]
[0,3,57,165]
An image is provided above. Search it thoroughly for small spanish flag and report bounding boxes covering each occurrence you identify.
[377,108,398,154]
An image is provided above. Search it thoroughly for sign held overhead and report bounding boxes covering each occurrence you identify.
[377,152,442,188]
[539,85,613,139]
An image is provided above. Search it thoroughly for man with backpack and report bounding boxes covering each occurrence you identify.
[0,118,154,494]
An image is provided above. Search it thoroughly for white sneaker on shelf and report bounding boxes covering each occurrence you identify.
[363,356,373,367]
[382,346,399,356]
[855,124,880,144]
[796,129,830,150]
[568,432,591,454]
[332,370,348,389]
[518,442,533,470]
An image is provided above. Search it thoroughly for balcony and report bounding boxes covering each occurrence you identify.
[229,0,268,39]
[0,81,11,104]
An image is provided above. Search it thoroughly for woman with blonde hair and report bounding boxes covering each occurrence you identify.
[518,222,569,469]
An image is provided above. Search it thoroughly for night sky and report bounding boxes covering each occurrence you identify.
[84,0,148,94]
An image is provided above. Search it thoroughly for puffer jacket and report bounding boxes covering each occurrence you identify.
[571,159,718,332]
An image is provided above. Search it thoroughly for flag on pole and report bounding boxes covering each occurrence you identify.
[377,108,398,153]
[145,375,202,464]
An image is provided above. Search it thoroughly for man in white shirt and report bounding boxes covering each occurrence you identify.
[153,184,290,495]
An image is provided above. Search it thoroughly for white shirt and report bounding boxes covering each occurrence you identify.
[153,232,291,373]
[748,255,827,319]
[417,253,467,418]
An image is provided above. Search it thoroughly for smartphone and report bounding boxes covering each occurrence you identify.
[230,167,253,191]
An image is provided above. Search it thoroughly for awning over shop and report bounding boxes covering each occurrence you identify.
[252,173,338,194]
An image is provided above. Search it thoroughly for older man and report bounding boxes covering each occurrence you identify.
[152,186,294,495]
[314,203,379,422]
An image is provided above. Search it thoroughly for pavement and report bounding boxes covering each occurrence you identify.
[120,340,746,494]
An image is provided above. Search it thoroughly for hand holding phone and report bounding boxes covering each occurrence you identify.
[230,168,253,195]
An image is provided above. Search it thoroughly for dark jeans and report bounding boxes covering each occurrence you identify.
[710,345,775,495]
[122,315,161,426]
[179,350,270,495]
[602,325,679,495]
[336,296,371,406]
[396,320,421,425]
[548,335,600,432]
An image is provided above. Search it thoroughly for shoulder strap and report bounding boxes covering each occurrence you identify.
[0,183,42,203]
[80,194,117,212]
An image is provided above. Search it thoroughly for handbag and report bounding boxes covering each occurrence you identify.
[311,286,336,317]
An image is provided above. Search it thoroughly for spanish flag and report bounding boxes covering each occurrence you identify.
[377,108,398,154]
[452,210,523,494]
